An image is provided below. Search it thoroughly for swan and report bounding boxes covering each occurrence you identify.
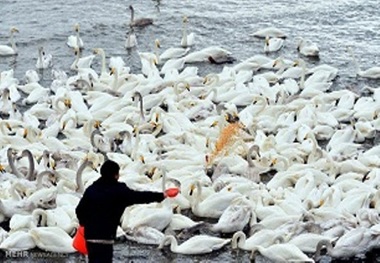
[66,23,84,49]
[129,5,153,28]
[35,46,53,69]
[251,26,286,38]
[231,230,285,251]
[125,26,137,49]
[288,233,332,253]
[70,47,95,70]
[264,36,284,53]
[123,225,164,245]
[315,228,372,260]
[0,27,19,56]
[30,226,76,253]
[296,37,319,57]
[190,181,242,218]
[250,243,314,262]
[158,234,230,255]
[0,230,36,251]
[181,16,195,47]
[347,47,380,79]
[159,46,190,62]
[208,199,251,233]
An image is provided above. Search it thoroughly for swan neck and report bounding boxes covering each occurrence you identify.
[76,160,91,194]
[10,31,16,51]
[36,170,54,189]
[232,231,246,248]
[23,150,35,180]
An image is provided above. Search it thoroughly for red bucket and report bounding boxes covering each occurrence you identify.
[73,225,88,255]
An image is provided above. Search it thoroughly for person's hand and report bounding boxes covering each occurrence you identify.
[164,187,179,198]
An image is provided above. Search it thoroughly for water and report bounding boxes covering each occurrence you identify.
[1,0,380,262]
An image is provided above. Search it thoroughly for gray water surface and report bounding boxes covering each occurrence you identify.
[1,0,380,262]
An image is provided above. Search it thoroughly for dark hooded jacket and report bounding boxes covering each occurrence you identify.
[76,177,164,240]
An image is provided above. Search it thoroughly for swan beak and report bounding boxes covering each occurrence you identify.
[205,137,210,148]
[210,121,218,127]
[5,122,12,131]
[93,48,98,55]
[189,184,195,196]
[61,121,67,130]
[155,113,160,122]
[202,77,209,85]
[146,166,156,177]
[23,128,28,138]
[183,16,188,23]
[155,39,161,49]
[74,23,80,32]
[271,158,277,166]
[185,83,190,91]
[139,155,145,164]
[319,199,325,207]
[64,99,72,108]
[272,60,278,68]
[110,67,116,75]
[94,120,102,129]
[0,164,5,173]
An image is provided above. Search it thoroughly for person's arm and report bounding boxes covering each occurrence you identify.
[123,185,165,206]
[76,191,90,226]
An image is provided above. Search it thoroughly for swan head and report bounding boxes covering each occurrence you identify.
[74,23,80,32]
[155,39,161,49]
[183,16,188,23]
[93,48,104,55]
[129,5,134,11]
[10,27,19,34]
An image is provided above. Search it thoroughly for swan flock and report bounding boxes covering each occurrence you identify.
[0,9,380,263]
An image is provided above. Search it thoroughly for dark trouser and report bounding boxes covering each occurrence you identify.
[86,241,113,263]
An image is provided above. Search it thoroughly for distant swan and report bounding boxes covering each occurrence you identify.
[129,5,153,28]
[67,23,84,49]
[181,16,195,47]
[36,46,53,69]
[0,27,19,56]
[347,47,380,79]
[125,27,137,49]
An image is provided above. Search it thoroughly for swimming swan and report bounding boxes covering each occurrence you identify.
[347,47,380,79]
[158,234,230,255]
[67,23,84,49]
[0,27,19,56]
[36,46,53,69]
[129,5,153,28]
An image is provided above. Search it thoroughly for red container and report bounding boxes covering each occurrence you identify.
[72,225,88,255]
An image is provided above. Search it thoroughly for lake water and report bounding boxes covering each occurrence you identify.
[1,0,380,262]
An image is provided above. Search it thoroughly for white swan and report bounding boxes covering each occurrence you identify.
[296,37,319,57]
[190,181,242,218]
[70,47,95,70]
[251,27,286,38]
[181,16,195,47]
[0,27,19,56]
[264,36,284,53]
[232,229,285,251]
[125,27,137,49]
[208,199,251,233]
[129,5,153,28]
[250,243,314,262]
[123,225,164,245]
[347,47,380,79]
[158,234,230,255]
[66,23,84,49]
[30,226,76,253]
[36,46,53,69]
[0,230,36,251]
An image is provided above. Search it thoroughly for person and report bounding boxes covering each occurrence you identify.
[75,159,168,263]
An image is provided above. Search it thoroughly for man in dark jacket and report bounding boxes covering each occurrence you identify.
[75,159,165,263]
